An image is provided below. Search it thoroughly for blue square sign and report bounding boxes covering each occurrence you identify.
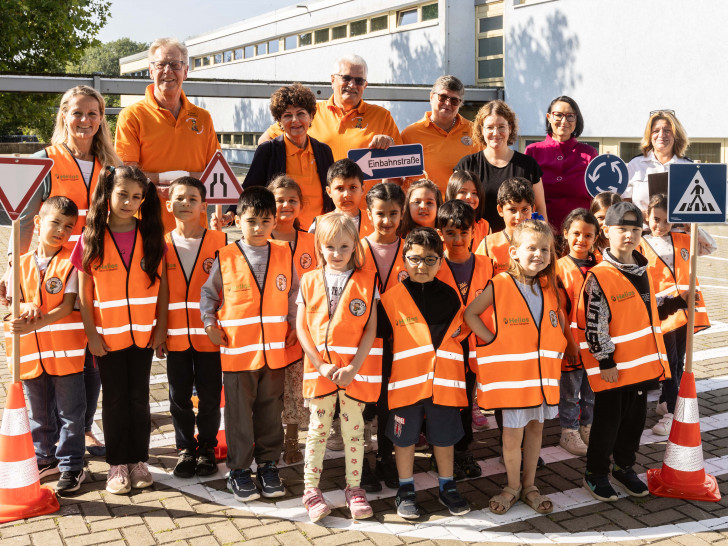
[668,163,727,224]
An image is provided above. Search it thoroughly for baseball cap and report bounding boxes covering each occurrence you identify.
[604,201,644,227]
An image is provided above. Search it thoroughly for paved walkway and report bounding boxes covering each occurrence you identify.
[0,223,727,545]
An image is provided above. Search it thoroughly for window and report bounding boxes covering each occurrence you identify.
[268,39,279,53]
[581,141,600,153]
[422,3,438,21]
[214,53,222,64]
[478,58,503,80]
[202,56,211,66]
[224,50,232,63]
[194,58,201,68]
[221,134,232,145]
[299,32,312,46]
[234,48,243,60]
[475,1,504,86]
[243,133,256,146]
[233,134,243,145]
[315,28,329,44]
[350,19,367,36]
[619,142,641,162]
[478,36,503,57]
[479,15,503,33]
[397,9,418,26]
[332,25,347,40]
[244,45,255,58]
[257,42,267,55]
[685,142,721,163]
[284,35,297,50]
[370,15,388,32]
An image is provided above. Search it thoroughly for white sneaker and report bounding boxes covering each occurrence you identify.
[655,401,668,416]
[579,424,591,446]
[652,414,673,436]
[128,462,153,488]
[327,418,344,451]
[559,429,588,456]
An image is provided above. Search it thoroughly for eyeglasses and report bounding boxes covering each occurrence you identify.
[550,112,577,122]
[650,109,675,117]
[434,93,462,106]
[151,60,186,71]
[404,255,441,266]
[333,74,367,86]
[484,124,509,134]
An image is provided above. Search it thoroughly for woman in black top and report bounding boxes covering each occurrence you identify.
[455,100,546,232]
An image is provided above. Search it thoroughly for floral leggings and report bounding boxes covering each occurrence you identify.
[304,390,364,490]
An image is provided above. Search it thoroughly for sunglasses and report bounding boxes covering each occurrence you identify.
[334,74,367,86]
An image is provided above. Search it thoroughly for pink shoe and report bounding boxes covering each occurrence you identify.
[345,486,373,520]
[303,488,331,522]
[472,405,489,431]
[414,432,428,451]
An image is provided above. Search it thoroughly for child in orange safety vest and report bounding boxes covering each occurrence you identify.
[445,170,490,252]
[465,220,568,516]
[5,196,87,495]
[73,166,167,496]
[296,212,380,522]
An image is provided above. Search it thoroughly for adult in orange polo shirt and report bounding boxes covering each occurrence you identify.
[115,38,220,231]
[401,75,482,194]
[260,54,402,162]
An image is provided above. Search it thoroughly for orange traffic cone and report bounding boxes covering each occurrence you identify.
[647,372,720,502]
[0,382,60,523]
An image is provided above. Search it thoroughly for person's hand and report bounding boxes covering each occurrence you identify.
[285,327,298,348]
[9,317,33,335]
[205,325,227,346]
[88,334,110,357]
[210,211,234,230]
[19,303,42,321]
[155,342,168,360]
[600,367,618,383]
[368,134,395,150]
[564,339,580,370]
[318,363,336,381]
[331,364,356,387]
[148,326,167,353]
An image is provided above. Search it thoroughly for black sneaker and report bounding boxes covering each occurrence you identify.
[360,457,382,493]
[537,456,546,469]
[583,471,618,502]
[228,468,260,502]
[611,465,649,497]
[195,446,218,477]
[55,469,85,495]
[257,462,286,498]
[455,450,482,479]
[375,455,399,489]
[38,460,59,479]
[173,448,197,478]
[438,480,470,516]
[395,483,420,520]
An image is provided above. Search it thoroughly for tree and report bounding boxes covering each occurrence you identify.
[0,0,111,139]
[67,38,148,76]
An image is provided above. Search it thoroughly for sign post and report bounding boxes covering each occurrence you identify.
[347,144,424,180]
[0,157,54,383]
[199,151,243,230]
[584,153,629,197]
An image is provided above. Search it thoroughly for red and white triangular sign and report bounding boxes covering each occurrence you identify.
[199,151,243,205]
[0,157,54,220]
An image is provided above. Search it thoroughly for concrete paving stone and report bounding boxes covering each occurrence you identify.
[30,528,65,546]
[228,510,263,530]
[143,509,178,534]
[160,494,195,518]
[310,529,370,545]
[88,514,145,532]
[294,521,332,539]
[58,513,90,538]
[243,518,297,540]
[187,535,221,546]
[177,513,228,528]
[65,529,123,546]
[0,518,57,538]
[601,507,646,530]
[78,498,112,523]
[110,500,165,516]
[120,524,157,546]
[0,536,31,545]
[208,519,244,543]
[154,524,212,544]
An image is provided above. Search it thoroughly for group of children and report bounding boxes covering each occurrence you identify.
[6,156,712,521]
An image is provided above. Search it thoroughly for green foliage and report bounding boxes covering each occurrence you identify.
[66,38,148,76]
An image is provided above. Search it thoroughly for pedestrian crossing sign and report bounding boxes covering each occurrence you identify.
[668,163,727,224]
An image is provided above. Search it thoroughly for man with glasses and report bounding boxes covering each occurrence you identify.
[260,54,401,165]
[116,37,220,230]
[402,75,482,194]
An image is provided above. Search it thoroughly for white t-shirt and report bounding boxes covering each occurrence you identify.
[170,231,203,280]
[77,158,94,186]
[643,234,674,271]
[296,268,380,316]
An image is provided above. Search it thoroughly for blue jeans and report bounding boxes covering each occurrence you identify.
[84,350,101,433]
[23,371,86,472]
[559,368,594,430]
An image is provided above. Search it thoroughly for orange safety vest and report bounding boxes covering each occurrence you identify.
[216,240,293,372]
[46,145,102,248]
[314,210,373,238]
[640,233,710,333]
[4,248,85,379]
[91,227,162,351]
[165,229,227,352]
[575,261,669,392]
[474,273,566,410]
[381,282,467,409]
[437,254,494,372]
[361,237,409,293]
[475,231,510,275]
[471,218,490,254]
[300,268,382,402]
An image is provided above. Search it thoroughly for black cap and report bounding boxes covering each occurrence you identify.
[604,201,643,226]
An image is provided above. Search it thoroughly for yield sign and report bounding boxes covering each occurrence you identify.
[0,157,54,220]
[199,151,243,205]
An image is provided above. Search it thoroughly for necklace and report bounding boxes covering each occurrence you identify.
[430,115,457,132]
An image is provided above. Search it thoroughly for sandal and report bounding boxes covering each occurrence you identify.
[489,485,521,515]
[520,485,553,514]
[283,437,303,465]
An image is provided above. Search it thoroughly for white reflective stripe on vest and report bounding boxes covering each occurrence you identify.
[68,234,80,242]
[0,455,39,489]
[580,327,660,350]
[303,372,320,381]
[388,371,434,391]
[168,301,201,311]
[478,377,559,393]
[432,377,466,389]
[96,322,156,336]
[19,350,54,364]
[392,344,434,362]
[168,327,208,336]
[220,341,286,355]
[655,284,702,298]
[539,349,565,359]
[478,351,539,365]
[435,349,464,361]
[218,315,287,327]
[354,374,382,383]
[94,296,158,309]
[47,322,85,332]
[663,443,705,473]
[585,353,662,375]
[0,408,30,436]
[78,209,88,215]
[316,344,384,356]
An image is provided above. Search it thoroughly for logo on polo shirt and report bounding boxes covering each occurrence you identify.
[461,135,473,146]
[95,263,118,272]
[203,258,214,274]
[276,274,288,291]
[504,316,530,326]
[228,282,251,293]
[349,299,366,316]
[186,117,203,134]
[398,270,409,282]
[45,277,63,294]
[352,117,367,130]
[395,315,418,327]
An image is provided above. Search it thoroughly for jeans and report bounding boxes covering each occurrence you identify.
[558,369,595,430]
[23,371,86,472]
[167,348,222,450]
[84,349,101,433]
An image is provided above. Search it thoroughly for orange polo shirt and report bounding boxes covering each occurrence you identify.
[401,112,482,194]
[284,136,323,230]
[115,84,220,230]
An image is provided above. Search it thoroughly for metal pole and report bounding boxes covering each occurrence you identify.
[684,223,699,375]
[11,219,20,383]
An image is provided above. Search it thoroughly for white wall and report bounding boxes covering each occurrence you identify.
[505,0,728,139]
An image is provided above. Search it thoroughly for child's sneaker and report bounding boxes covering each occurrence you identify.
[195,446,218,477]
[106,464,131,495]
[302,488,331,522]
[345,485,373,519]
[652,413,673,436]
[257,462,286,498]
[559,429,588,456]
[173,448,197,478]
[611,465,649,497]
[326,418,344,451]
[455,449,482,479]
[579,424,591,445]
[655,400,668,416]
[583,471,618,502]
[129,462,153,488]
[228,468,260,502]
[38,460,60,479]
[375,455,399,489]
[55,469,86,496]
[471,404,489,431]
[360,457,382,493]
[438,480,470,515]
[395,483,420,519]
